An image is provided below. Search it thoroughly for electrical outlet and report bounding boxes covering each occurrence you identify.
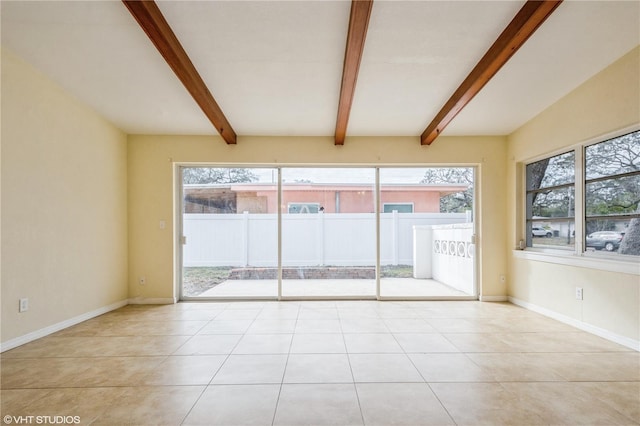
[575,287,583,300]
[500,275,506,284]
[19,298,29,312]
[139,276,146,285]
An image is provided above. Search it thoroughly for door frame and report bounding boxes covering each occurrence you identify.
[175,163,480,302]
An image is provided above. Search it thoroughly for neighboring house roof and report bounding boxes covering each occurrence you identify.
[184,183,469,193]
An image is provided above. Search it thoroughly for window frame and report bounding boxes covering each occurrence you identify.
[520,125,640,271]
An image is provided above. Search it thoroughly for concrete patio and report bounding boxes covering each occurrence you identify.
[196,278,472,298]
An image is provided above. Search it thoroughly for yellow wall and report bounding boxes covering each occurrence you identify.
[1,49,129,343]
[507,46,640,342]
[127,135,508,301]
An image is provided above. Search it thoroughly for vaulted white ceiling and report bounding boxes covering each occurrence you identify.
[2,1,638,139]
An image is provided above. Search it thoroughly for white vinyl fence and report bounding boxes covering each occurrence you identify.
[183,212,468,267]
[413,223,475,294]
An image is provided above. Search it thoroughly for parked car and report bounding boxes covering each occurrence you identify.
[532,227,553,238]
[585,231,623,251]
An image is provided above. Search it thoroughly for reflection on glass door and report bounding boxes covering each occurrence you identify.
[181,167,278,299]
[379,168,476,298]
[281,168,376,298]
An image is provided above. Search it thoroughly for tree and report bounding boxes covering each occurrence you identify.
[527,153,573,219]
[619,205,640,255]
[527,158,550,205]
[183,168,258,184]
[585,133,639,254]
[421,168,473,213]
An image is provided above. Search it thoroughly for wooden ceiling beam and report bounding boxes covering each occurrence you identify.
[420,0,562,145]
[335,0,374,145]
[123,0,237,144]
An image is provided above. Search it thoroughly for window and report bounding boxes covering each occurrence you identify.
[584,131,640,255]
[288,203,320,214]
[383,203,414,213]
[526,151,575,249]
[524,129,640,257]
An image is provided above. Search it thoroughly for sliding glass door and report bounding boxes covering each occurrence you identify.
[179,165,477,300]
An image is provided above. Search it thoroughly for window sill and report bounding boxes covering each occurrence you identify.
[512,249,640,275]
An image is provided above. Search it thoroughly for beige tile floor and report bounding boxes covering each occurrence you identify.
[1,301,639,426]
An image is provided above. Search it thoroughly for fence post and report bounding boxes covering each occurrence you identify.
[243,211,249,266]
[317,211,325,266]
[393,210,399,265]
[413,225,432,278]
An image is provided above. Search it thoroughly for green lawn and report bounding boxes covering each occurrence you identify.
[381,265,414,278]
[182,267,231,297]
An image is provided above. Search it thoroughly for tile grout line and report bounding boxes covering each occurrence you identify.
[338,308,374,426]
[271,302,302,426]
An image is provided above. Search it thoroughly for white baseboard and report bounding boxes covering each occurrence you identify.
[0,299,129,353]
[128,297,176,305]
[479,295,508,302]
[509,296,640,352]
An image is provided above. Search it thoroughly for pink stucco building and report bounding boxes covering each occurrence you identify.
[184,183,469,214]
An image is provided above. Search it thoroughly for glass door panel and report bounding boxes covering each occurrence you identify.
[181,167,279,299]
[379,167,476,298]
[281,168,376,298]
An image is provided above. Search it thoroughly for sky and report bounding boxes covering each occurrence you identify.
[251,167,467,184]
